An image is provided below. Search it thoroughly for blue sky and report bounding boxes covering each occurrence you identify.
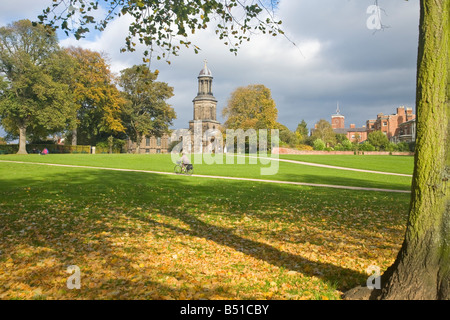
[0,0,420,139]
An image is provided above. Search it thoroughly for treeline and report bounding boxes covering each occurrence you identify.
[279,119,414,152]
[0,20,175,154]
[221,85,413,153]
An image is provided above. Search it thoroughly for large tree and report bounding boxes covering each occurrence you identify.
[119,65,175,154]
[222,84,278,130]
[0,20,74,154]
[36,0,449,300]
[65,47,126,146]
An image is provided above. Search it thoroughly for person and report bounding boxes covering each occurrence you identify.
[40,148,49,155]
[179,152,192,171]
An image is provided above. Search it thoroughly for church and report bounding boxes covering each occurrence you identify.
[127,61,221,154]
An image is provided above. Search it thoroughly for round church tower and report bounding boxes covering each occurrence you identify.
[189,60,221,132]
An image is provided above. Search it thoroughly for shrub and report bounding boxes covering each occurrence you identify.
[295,144,313,151]
[397,142,410,152]
[342,139,353,151]
[360,141,376,151]
[313,139,325,151]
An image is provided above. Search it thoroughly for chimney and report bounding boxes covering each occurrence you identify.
[350,124,355,129]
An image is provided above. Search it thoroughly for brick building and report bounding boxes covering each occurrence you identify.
[367,106,415,140]
[331,103,345,129]
[331,105,368,142]
[392,118,416,143]
[330,105,415,144]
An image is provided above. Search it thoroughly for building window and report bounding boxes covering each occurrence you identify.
[156,149,161,154]
[157,137,161,146]
[146,137,150,146]
[383,122,387,126]
[145,149,150,154]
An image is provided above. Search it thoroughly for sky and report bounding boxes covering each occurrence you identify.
[0,0,420,138]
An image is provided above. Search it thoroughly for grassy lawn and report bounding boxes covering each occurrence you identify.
[278,154,414,175]
[0,154,411,300]
[0,153,413,191]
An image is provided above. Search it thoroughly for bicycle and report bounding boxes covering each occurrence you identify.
[174,162,194,175]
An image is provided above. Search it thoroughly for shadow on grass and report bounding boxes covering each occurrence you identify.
[0,163,410,297]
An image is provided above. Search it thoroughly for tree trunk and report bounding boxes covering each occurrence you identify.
[72,127,77,146]
[135,134,141,154]
[17,125,28,154]
[377,0,449,300]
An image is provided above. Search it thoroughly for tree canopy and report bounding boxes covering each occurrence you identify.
[119,65,176,153]
[367,130,389,150]
[0,20,74,154]
[222,84,278,130]
[310,119,337,147]
[65,47,127,145]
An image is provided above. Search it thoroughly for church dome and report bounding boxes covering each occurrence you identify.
[199,60,212,76]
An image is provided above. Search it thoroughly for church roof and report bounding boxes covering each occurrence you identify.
[199,60,212,76]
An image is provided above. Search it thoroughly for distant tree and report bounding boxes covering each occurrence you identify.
[222,84,278,130]
[119,65,175,154]
[278,123,299,147]
[0,20,74,154]
[353,133,361,145]
[311,119,337,147]
[336,133,349,145]
[65,47,127,145]
[367,130,389,150]
[295,119,309,143]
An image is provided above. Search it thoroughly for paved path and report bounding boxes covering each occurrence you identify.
[0,160,411,194]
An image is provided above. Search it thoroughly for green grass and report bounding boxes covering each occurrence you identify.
[0,153,413,191]
[278,154,414,175]
[0,154,411,300]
